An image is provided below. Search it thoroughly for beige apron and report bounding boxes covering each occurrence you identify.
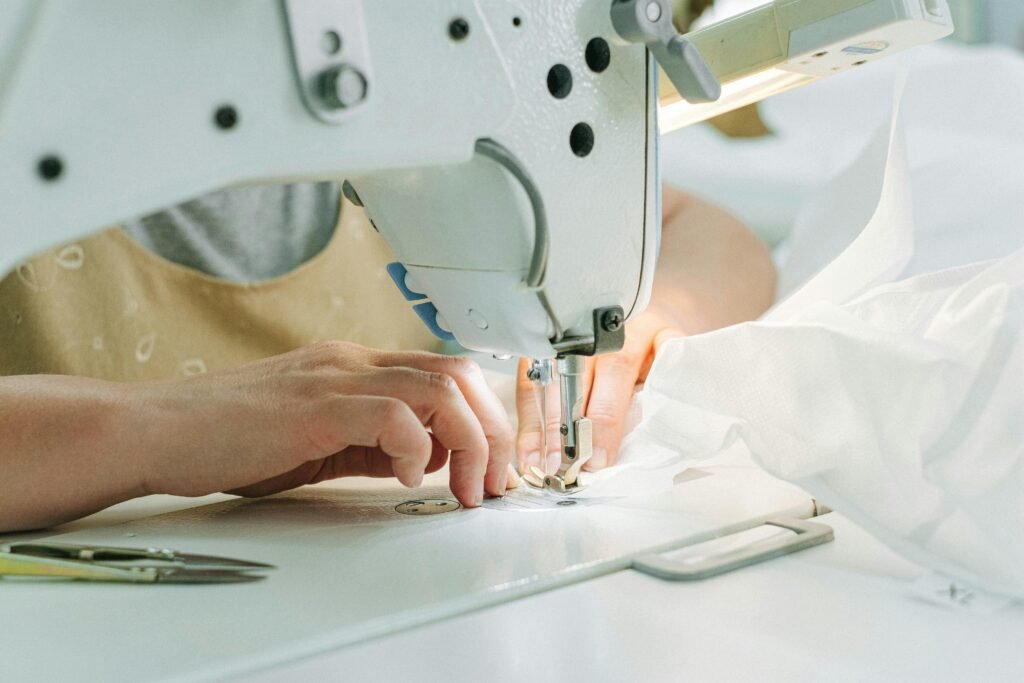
[0,201,441,379]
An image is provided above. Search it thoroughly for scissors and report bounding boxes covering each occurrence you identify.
[0,541,274,584]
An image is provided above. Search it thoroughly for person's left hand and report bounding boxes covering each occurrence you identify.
[514,305,685,475]
[514,186,777,475]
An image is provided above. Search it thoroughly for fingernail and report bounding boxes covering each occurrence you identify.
[525,451,540,470]
[496,468,509,494]
[474,490,484,507]
[411,473,424,488]
[506,464,521,490]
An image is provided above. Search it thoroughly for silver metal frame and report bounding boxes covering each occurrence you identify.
[631,517,835,581]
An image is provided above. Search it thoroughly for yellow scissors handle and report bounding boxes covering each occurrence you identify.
[0,551,158,582]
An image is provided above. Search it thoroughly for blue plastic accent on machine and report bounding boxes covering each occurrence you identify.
[412,302,456,342]
[385,262,428,301]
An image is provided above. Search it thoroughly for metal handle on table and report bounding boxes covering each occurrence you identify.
[631,517,834,582]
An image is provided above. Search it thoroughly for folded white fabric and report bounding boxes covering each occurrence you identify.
[639,252,1024,595]
[631,54,1024,595]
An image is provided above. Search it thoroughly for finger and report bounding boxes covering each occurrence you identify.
[514,358,536,471]
[653,327,686,354]
[316,437,450,482]
[303,395,433,488]
[639,328,686,383]
[424,434,451,474]
[516,359,598,476]
[396,355,514,497]
[543,373,563,474]
[514,361,563,475]
[585,346,646,470]
[227,441,443,498]
[342,364,490,506]
[505,463,521,489]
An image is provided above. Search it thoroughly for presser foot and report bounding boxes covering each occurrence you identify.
[522,418,592,495]
[522,465,586,495]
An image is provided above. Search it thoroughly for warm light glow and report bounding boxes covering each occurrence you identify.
[658,67,817,134]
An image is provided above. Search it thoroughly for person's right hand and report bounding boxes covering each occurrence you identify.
[126,341,514,507]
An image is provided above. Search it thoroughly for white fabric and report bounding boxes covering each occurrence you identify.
[626,45,1024,596]
[639,253,1024,595]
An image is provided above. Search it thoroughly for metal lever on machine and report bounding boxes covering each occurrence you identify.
[610,0,721,103]
[542,355,592,494]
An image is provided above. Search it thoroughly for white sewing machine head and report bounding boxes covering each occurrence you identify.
[1,0,668,361]
[0,0,952,361]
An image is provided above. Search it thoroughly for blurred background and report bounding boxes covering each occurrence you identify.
[934,0,1023,47]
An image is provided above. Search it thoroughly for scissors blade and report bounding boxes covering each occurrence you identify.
[172,553,275,570]
[153,568,267,584]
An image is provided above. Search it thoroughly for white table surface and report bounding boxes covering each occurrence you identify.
[4,474,1020,683]
[240,512,1024,683]
[0,468,831,683]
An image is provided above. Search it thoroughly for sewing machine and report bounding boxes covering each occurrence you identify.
[0,0,952,495]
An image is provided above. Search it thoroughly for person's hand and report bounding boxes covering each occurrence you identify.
[129,342,514,506]
[514,307,684,475]
[515,186,776,474]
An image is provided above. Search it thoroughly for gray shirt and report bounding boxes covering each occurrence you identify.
[122,182,340,282]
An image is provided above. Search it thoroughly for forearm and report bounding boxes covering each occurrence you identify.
[0,343,514,531]
[0,375,149,532]
[653,187,776,332]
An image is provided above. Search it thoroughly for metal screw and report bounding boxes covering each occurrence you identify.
[37,155,64,181]
[601,309,624,332]
[318,64,368,110]
[570,122,595,157]
[214,105,239,130]
[321,30,342,55]
[560,424,569,436]
[527,359,553,385]
[449,18,470,41]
